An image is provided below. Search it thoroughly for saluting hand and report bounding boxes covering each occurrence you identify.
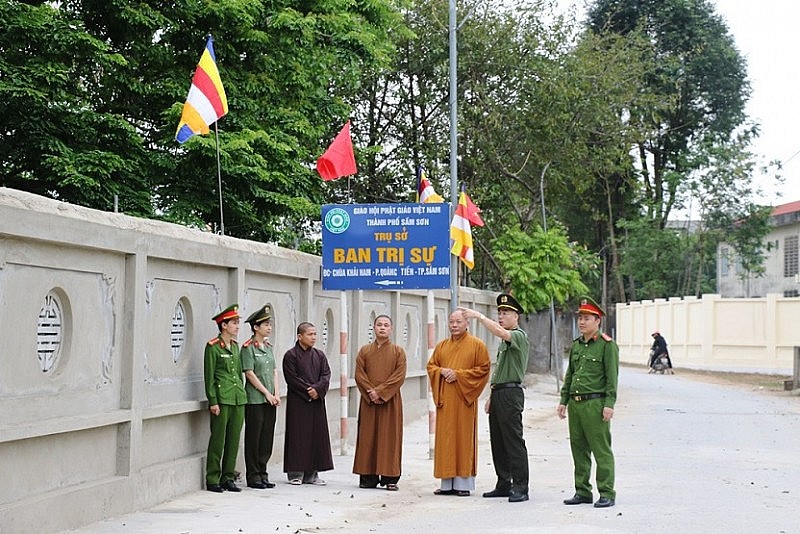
[458,307,478,320]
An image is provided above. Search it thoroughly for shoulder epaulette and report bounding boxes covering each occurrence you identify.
[601,333,613,342]
[243,339,253,347]
[208,337,220,345]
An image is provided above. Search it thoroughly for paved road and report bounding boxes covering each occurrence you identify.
[66,366,800,534]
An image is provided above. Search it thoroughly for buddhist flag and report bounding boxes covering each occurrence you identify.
[416,166,444,203]
[450,190,476,269]
[175,36,228,144]
[317,120,357,180]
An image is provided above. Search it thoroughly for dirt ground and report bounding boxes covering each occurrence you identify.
[622,362,793,393]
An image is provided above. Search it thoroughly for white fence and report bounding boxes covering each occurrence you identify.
[616,294,798,374]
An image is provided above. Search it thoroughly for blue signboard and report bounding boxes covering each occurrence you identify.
[321,203,451,290]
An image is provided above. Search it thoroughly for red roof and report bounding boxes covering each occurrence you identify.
[772,200,800,216]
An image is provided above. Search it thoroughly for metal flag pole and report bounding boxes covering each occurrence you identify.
[448,0,459,312]
[214,121,225,235]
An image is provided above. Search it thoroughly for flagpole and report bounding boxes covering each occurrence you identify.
[214,121,225,235]
[448,0,459,312]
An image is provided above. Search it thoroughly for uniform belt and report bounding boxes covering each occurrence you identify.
[570,393,605,402]
[491,382,523,390]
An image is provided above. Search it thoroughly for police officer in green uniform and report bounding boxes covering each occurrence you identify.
[461,293,530,503]
[557,296,619,508]
[241,305,280,489]
[204,304,247,493]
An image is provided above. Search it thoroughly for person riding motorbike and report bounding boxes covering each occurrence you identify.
[649,331,674,374]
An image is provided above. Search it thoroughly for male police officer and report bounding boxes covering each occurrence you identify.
[557,296,619,508]
[461,293,530,503]
[204,304,247,493]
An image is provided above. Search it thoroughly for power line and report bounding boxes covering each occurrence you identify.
[782,147,800,165]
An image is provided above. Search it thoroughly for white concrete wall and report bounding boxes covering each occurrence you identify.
[616,293,798,373]
[0,188,499,532]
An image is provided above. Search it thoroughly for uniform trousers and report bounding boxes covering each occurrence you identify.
[206,403,245,485]
[567,397,615,499]
[244,403,277,484]
[488,387,529,493]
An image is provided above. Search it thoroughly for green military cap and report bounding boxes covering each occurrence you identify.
[245,304,272,326]
[497,292,524,314]
[576,296,604,317]
[212,303,239,324]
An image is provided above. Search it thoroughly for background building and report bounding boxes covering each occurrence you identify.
[717,200,800,298]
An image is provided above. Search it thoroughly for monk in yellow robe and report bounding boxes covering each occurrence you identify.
[427,310,490,496]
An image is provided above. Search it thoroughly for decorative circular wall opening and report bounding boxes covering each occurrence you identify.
[321,315,329,351]
[37,291,64,373]
[322,308,334,353]
[367,311,376,343]
[171,298,189,364]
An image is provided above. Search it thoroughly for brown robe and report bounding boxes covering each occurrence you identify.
[282,342,334,473]
[352,341,407,477]
[426,332,490,479]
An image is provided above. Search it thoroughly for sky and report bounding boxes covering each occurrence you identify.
[560,0,800,208]
[713,0,800,206]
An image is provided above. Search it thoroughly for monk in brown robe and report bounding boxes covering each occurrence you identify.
[282,322,334,485]
[352,314,407,490]
[427,310,490,496]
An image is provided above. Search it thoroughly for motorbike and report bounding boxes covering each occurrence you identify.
[647,350,673,374]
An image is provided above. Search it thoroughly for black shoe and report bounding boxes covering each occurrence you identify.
[360,483,379,489]
[263,480,276,489]
[508,490,529,503]
[482,488,512,498]
[247,481,267,489]
[206,483,224,493]
[221,480,242,492]
[563,493,593,505]
[594,497,615,508]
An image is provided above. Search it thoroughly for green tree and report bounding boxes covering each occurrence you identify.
[493,224,595,312]
[345,0,452,207]
[3,0,405,247]
[350,0,661,298]
[587,0,751,226]
[0,2,152,215]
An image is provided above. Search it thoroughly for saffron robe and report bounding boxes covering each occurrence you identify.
[282,342,334,473]
[352,341,407,477]
[426,332,490,479]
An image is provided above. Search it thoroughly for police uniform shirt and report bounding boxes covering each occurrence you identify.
[559,332,619,409]
[241,337,276,404]
[491,328,528,385]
